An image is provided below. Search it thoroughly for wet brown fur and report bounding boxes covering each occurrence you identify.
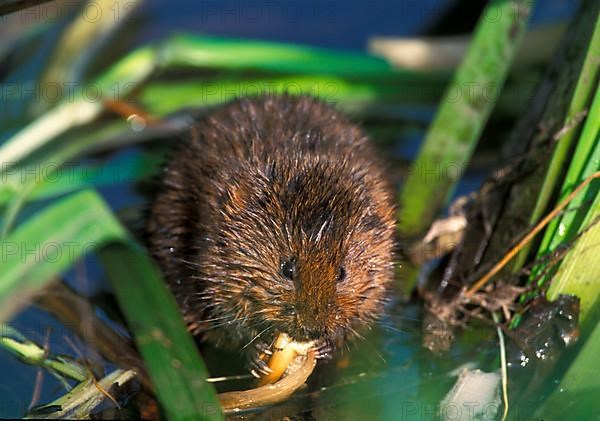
[146,95,395,351]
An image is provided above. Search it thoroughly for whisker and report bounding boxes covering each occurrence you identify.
[242,325,273,350]
[348,326,388,365]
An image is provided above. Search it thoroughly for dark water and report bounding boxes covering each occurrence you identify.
[0,0,582,418]
[138,0,576,50]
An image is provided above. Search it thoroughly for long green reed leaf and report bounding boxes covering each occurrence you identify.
[397,0,533,239]
[0,189,221,420]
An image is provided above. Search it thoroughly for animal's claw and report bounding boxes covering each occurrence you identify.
[247,342,273,377]
[255,341,273,355]
[314,339,334,359]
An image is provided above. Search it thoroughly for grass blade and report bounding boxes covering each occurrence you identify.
[0,191,124,319]
[472,0,599,278]
[397,0,533,239]
[545,187,600,328]
[536,81,600,260]
[99,243,222,420]
[511,13,600,269]
[0,190,221,419]
[159,34,415,78]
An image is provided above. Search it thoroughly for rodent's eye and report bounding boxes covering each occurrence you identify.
[280,259,295,280]
[337,266,347,283]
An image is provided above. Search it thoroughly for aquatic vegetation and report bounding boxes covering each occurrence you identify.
[0,0,598,419]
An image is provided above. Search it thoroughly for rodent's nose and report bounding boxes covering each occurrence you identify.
[298,318,327,340]
[294,302,330,340]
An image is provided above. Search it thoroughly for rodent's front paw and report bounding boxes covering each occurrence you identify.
[313,339,334,360]
[248,342,273,378]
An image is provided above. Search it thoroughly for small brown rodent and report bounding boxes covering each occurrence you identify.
[146,95,395,362]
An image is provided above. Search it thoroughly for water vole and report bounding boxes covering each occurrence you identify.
[146,95,395,362]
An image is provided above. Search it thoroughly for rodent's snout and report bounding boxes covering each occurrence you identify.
[285,254,341,341]
[293,300,332,341]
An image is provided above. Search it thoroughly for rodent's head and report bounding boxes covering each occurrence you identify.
[189,155,395,350]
